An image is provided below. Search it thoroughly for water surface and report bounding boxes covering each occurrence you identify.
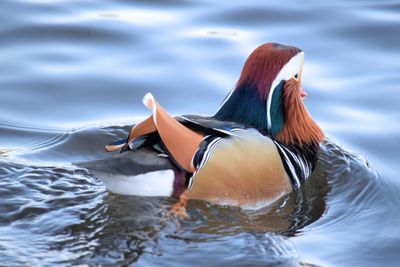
[1,0,400,266]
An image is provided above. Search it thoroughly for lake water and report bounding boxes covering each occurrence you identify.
[1,0,400,266]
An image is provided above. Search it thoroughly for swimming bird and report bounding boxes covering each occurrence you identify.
[77,43,324,214]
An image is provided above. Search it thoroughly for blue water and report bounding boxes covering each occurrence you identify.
[1,0,400,266]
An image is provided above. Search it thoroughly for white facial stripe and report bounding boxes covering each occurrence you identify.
[266,51,304,129]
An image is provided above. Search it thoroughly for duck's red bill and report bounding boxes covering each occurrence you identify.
[300,87,308,98]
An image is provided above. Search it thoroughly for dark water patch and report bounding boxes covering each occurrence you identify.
[67,195,304,266]
[0,160,105,265]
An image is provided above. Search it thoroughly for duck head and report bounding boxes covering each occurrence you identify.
[214,42,324,146]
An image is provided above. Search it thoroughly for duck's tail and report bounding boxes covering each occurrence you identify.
[105,114,157,152]
[142,93,203,172]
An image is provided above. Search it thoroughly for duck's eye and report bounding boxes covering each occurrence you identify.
[294,73,299,79]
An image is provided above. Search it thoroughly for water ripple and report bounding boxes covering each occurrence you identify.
[1,0,400,266]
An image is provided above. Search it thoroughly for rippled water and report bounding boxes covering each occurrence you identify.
[1,0,400,266]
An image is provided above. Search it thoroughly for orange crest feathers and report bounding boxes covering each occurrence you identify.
[276,79,325,146]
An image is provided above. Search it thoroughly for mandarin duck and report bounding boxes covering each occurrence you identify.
[77,43,325,213]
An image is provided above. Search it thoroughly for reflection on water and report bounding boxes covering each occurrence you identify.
[1,0,400,266]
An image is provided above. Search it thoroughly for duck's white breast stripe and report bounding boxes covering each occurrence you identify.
[274,142,301,188]
[280,145,305,173]
[273,140,314,188]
